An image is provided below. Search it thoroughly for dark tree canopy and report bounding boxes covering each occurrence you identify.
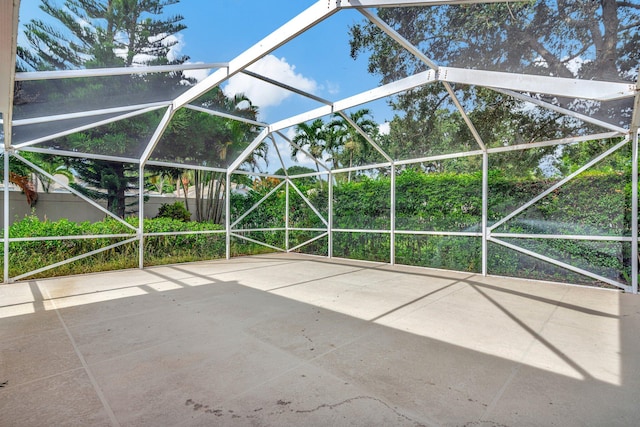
[350,1,640,83]
[19,0,187,70]
[348,0,639,174]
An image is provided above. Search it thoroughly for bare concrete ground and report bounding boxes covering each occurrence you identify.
[2,253,639,426]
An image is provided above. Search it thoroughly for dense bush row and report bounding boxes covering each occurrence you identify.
[233,168,631,287]
[2,168,633,287]
[5,216,226,278]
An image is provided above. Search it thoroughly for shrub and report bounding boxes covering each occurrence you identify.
[155,202,191,222]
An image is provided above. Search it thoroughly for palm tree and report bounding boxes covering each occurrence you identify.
[28,153,74,193]
[291,119,327,174]
[151,89,264,223]
[329,109,378,182]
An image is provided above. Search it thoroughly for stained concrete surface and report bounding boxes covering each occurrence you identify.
[1,253,639,426]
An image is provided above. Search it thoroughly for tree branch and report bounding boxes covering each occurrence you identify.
[617,1,640,10]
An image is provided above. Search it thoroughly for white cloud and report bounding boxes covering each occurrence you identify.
[223,55,318,115]
[284,127,297,141]
[565,56,589,76]
[533,55,590,78]
[164,33,184,62]
[113,32,187,66]
[532,55,548,69]
[294,151,323,170]
[323,80,340,96]
[378,122,390,136]
[183,62,211,82]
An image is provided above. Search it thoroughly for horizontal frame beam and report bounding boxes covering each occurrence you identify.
[395,230,482,237]
[439,67,635,101]
[185,104,267,128]
[340,0,516,7]
[19,146,141,164]
[486,132,625,154]
[144,230,226,237]
[15,63,227,81]
[12,102,170,127]
[491,233,633,242]
[13,105,166,149]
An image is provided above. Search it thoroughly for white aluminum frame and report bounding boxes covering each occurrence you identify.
[1,0,637,292]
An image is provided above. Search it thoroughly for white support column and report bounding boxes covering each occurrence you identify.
[138,164,145,270]
[285,180,290,252]
[390,163,396,265]
[482,151,489,276]
[631,76,640,294]
[632,129,638,294]
[328,172,333,259]
[3,150,9,283]
[0,0,19,150]
[226,172,231,260]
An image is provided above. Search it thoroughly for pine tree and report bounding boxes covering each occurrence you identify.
[19,0,187,217]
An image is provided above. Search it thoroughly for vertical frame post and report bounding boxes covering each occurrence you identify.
[285,179,290,252]
[226,171,231,259]
[482,151,489,276]
[3,150,9,283]
[328,172,333,259]
[390,163,396,265]
[632,129,638,294]
[138,164,145,269]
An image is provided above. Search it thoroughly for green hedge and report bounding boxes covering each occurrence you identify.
[2,168,633,287]
[284,169,631,287]
[5,216,228,279]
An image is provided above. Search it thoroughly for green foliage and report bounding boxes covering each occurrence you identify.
[3,167,633,288]
[155,202,191,222]
[290,109,380,176]
[274,166,319,187]
[153,91,263,223]
[141,218,226,265]
[333,176,390,229]
[5,216,229,279]
[396,168,482,231]
[348,3,638,171]
[395,235,481,273]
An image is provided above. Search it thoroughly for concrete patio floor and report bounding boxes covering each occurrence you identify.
[1,253,640,426]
